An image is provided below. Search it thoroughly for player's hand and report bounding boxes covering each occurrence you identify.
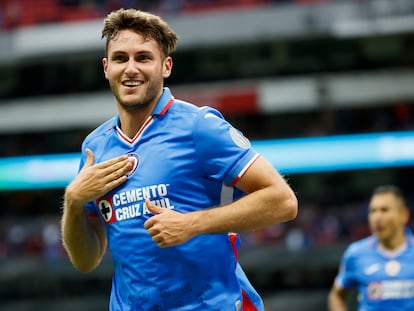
[65,148,133,205]
[144,200,197,248]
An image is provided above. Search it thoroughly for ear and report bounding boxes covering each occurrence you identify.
[163,56,173,78]
[404,208,410,225]
[103,57,109,79]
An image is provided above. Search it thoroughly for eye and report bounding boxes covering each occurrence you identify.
[112,54,127,62]
[136,54,152,62]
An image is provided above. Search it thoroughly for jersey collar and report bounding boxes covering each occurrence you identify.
[111,87,174,129]
[371,227,414,252]
[152,87,174,116]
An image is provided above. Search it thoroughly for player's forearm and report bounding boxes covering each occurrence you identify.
[191,185,297,235]
[61,196,104,273]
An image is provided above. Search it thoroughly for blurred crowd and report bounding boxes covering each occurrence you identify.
[0,0,387,30]
[0,0,296,30]
[0,218,64,261]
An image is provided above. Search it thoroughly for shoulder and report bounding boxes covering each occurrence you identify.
[406,228,414,246]
[343,236,374,259]
[171,98,223,119]
[168,99,227,135]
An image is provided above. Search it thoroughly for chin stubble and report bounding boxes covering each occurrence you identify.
[119,100,151,112]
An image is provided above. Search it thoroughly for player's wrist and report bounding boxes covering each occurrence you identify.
[64,186,87,211]
[186,210,206,236]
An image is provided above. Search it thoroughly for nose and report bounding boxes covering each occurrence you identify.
[125,59,139,76]
[369,211,382,224]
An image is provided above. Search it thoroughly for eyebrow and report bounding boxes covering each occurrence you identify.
[109,49,154,56]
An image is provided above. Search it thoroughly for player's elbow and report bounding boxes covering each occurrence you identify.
[64,246,102,274]
[271,187,298,223]
[77,266,96,274]
[71,257,100,274]
[266,194,298,224]
[283,193,298,221]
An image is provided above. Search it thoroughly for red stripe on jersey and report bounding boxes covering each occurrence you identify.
[116,115,155,145]
[231,154,260,186]
[115,96,173,144]
[242,290,259,311]
[228,232,239,262]
[159,96,174,115]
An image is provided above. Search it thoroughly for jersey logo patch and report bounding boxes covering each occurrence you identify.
[97,196,116,224]
[229,127,250,149]
[126,152,139,178]
[385,260,401,276]
[365,263,381,275]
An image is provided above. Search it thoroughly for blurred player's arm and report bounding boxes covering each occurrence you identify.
[327,283,348,311]
[61,149,133,272]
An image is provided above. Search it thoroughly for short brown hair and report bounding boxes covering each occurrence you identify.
[372,185,408,208]
[101,8,178,57]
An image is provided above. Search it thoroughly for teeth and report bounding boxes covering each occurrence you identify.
[123,81,140,86]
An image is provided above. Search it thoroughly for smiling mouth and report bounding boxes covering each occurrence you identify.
[122,81,143,87]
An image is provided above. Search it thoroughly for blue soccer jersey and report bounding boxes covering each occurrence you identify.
[334,229,414,311]
[79,87,265,311]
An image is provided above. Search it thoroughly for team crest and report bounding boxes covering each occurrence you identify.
[385,260,401,276]
[126,152,139,178]
[229,127,250,149]
[97,196,116,224]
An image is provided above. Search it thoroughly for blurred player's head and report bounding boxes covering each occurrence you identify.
[101,8,178,58]
[368,185,410,248]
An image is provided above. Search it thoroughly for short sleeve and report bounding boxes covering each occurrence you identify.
[193,107,258,185]
[335,245,358,289]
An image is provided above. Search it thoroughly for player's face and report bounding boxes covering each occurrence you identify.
[368,193,408,245]
[103,29,172,112]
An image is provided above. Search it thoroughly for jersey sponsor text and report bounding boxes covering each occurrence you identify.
[97,183,175,223]
[368,280,414,300]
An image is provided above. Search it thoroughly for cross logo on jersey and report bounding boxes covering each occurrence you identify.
[97,196,116,224]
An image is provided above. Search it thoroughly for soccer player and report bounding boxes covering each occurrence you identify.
[328,185,414,311]
[61,8,298,311]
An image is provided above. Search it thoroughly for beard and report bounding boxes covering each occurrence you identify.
[118,94,154,112]
[112,78,162,113]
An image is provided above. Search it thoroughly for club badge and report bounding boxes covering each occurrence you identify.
[229,127,250,149]
[385,260,401,276]
[126,152,139,177]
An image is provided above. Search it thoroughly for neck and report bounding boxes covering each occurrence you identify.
[379,230,407,251]
[118,109,152,139]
